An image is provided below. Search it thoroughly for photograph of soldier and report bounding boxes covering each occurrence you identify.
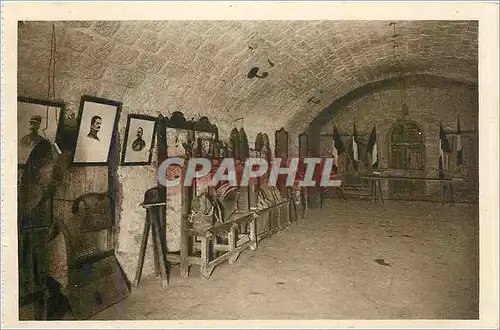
[73,97,120,164]
[131,127,146,152]
[121,115,157,165]
[17,99,63,166]
[20,115,45,147]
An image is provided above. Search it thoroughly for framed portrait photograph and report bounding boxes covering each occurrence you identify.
[196,131,216,158]
[166,127,191,158]
[17,97,65,168]
[72,95,122,166]
[121,114,157,166]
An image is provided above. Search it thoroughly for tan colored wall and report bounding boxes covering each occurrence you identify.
[318,83,478,199]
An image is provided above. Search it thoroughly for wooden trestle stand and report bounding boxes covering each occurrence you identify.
[134,187,170,288]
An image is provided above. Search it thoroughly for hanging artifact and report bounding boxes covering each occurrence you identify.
[214,183,240,222]
[188,192,217,230]
[18,139,60,319]
[238,127,250,159]
[229,127,241,160]
[262,133,271,159]
[255,133,264,152]
[274,127,289,159]
[299,131,309,159]
[217,140,227,158]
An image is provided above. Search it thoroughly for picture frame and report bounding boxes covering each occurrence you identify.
[164,111,195,159]
[17,97,65,168]
[72,95,122,166]
[192,117,219,195]
[166,126,192,158]
[121,114,158,166]
[193,116,219,159]
[196,131,217,158]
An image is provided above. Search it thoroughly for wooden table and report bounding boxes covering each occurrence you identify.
[360,175,463,205]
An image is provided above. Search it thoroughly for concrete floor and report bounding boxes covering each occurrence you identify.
[93,200,479,320]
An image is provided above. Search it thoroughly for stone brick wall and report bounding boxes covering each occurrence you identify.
[18,20,477,154]
[317,81,478,199]
[17,20,477,279]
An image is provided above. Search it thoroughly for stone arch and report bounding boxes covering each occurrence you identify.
[305,73,477,156]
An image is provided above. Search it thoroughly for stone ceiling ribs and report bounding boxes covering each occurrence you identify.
[18,20,478,139]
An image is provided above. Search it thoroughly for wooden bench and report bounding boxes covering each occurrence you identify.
[253,199,291,242]
[180,211,258,279]
[160,185,293,281]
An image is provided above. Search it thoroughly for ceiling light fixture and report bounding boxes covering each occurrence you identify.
[389,21,409,118]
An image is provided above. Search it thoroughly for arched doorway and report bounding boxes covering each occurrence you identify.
[390,121,424,169]
[389,121,426,199]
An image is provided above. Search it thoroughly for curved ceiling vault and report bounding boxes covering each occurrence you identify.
[18,20,478,139]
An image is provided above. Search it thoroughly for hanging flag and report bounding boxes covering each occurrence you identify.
[457,115,463,166]
[352,120,359,170]
[332,145,339,171]
[366,126,378,168]
[439,123,451,179]
[439,123,451,152]
[332,124,345,170]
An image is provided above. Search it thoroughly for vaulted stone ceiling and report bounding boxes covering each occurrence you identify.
[18,20,478,144]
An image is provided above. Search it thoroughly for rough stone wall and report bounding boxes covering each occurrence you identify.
[17,84,273,282]
[16,23,270,281]
[318,82,478,198]
[114,130,158,279]
[17,20,477,279]
[18,20,477,148]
